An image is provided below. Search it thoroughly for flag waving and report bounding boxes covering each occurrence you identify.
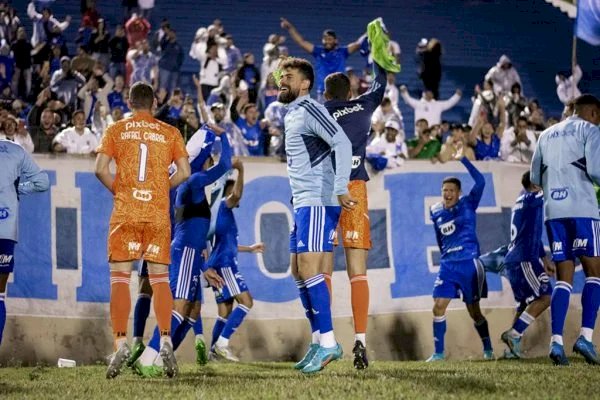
[576,0,600,46]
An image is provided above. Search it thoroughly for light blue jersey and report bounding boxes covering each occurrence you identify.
[284,94,352,208]
[0,140,50,242]
[531,116,600,221]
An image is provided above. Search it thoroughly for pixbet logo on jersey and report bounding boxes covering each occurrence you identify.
[332,104,364,121]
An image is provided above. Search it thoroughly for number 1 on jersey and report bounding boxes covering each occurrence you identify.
[138,143,148,182]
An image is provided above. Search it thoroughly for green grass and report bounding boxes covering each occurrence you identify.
[1,358,599,400]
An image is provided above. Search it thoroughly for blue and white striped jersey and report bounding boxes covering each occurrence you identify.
[284,95,352,208]
[0,140,50,241]
[531,116,600,221]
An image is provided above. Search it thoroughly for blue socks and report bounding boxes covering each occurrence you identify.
[211,316,227,347]
[512,311,535,335]
[133,293,151,338]
[217,305,250,347]
[551,281,572,344]
[193,316,204,336]
[581,277,600,331]
[296,279,319,337]
[148,310,184,351]
[306,274,335,347]
[474,319,493,352]
[433,315,446,354]
[172,317,194,351]
[0,293,5,345]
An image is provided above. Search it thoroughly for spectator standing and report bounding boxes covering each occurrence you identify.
[467,97,506,160]
[199,43,224,100]
[138,0,154,20]
[130,39,157,87]
[77,65,114,124]
[27,1,71,53]
[90,18,111,67]
[234,103,269,156]
[52,110,98,154]
[50,56,86,109]
[107,74,128,112]
[125,13,150,48]
[0,115,33,153]
[438,124,475,162]
[366,120,408,168]
[407,127,441,159]
[504,82,527,127]
[224,34,242,73]
[237,53,260,104]
[500,116,536,163]
[400,86,461,129]
[523,99,545,131]
[0,42,14,91]
[416,38,442,99]
[108,24,128,78]
[28,100,60,153]
[556,65,582,106]
[371,97,404,138]
[264,99,287,156]
[158,29,183,94]
[11,27,33,99]
[485,55,521,95]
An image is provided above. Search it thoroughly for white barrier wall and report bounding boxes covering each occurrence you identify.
[0,156,590,364]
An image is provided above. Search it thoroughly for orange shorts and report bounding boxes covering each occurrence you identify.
[108,219,171,265]
[337,180,371,249]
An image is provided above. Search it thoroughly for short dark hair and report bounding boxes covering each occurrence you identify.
[324,72,350,100]
[442,177,461,190]
[323,29,337,39]
[129,82,155,110]
[224,179,236,193]
[574,94,600,110]
[421,127,432,135]
[280,57,314,91]
[242,103,257,114]
[516,116,528,124]
[381,97,392,107]
[521,171,532,190]
[71,109,85,119]
[416,118,428,125]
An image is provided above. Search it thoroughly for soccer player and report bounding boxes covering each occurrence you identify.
[320,56,389,368]
[207,159,265,361]
[133,125,230,377]
[277,57,354,374]
[280,18,364,100]
[495,171,553,358]
[427,152,494,361]
[95,82,191,379]
[0,140,49,347]
[531,94,600,365]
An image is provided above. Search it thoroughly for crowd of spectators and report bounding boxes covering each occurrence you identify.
[0,1,577,168]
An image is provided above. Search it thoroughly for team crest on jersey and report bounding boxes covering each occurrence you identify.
[132,189,153,202]
[439,220,456,236]
[0,207,9,220]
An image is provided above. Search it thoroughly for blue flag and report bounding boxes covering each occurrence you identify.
[576,0,600,46]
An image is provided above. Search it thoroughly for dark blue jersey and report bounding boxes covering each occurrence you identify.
[430,158,485,262]
[504,191,545,264]
[173,134,231,250]
[474,135,501,160]
[324,62,386,182]
[206,200,238,269]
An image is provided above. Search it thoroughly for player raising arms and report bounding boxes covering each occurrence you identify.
[531,94,600,365]
[277,57,354,374]
[132,125,230,377]
[321,18,400,369]
[207,159,265,362]
[95,82,191,379]
[427,153,494,362]
[0,140,49,348]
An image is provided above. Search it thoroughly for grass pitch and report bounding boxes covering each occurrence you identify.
[1,358,599,399]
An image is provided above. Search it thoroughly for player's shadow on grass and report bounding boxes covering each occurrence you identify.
[383,315,421,360]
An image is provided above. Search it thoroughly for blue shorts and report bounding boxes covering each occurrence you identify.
[170,244,204,302]
[504,260,552,309]
[0,239,15,274]
[289,206,341,254]
[212,264,249,304]
[546,218,600,262]
[433,259,488,304]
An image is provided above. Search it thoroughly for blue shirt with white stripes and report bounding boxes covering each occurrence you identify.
[504,190,546,264]
[324,62,387,182]
[206,200,238,269]
[430,158,485,262]
[0,140,50,242]
[531,116,600,221]
[284,94,352,209]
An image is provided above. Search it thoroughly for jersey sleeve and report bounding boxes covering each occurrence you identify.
[18,151,50,195]
[311,45,324,58]
[461,157,485,209]
[171,127,188,162]
[356,61,387,109]
[187,133,232,191]
[304,103,352,195]
[96,125,116,157]
[585,125,600,185]
[341,46,350,59]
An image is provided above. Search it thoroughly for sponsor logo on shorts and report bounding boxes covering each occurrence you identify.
[0,254,13,264]
[447,246,463,253]
[573,238,588,249]
[552,242,563,253]
[550,188,568,201]
[128,242,141,252]
[297,240,305,247]
[146,244,160,255]
[132,188,153,202]
[0,207,9,220]
[328,230,337,242]
[439,220,456,236]
[434,277,444,287]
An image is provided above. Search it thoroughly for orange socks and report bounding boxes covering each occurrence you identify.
[323,273,333,303]
[110,271,131,348]
[149,273,173,336]
[350,274,369,334]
